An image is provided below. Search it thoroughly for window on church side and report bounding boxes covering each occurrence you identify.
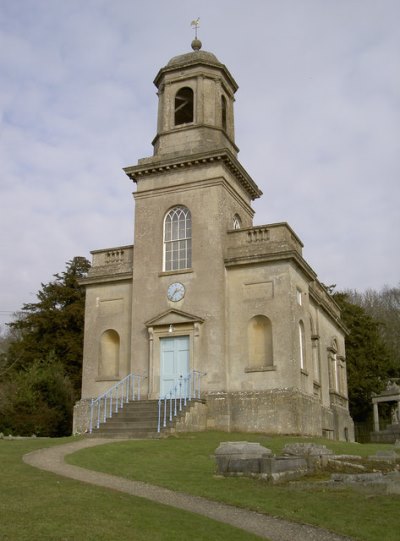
[310,314,320,382]
[221,95,227,131]
[164,206,192,271]
[328,338,344,394]
[233,214,242,229]
[175,87,194,125]
[299,320,306,371]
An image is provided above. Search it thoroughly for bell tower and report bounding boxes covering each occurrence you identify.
[151,38,239,159]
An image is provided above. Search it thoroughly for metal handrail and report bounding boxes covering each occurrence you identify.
[89,373,147,434]
[157,370,204,433]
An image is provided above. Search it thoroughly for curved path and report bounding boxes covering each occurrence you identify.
[23,438,353,541]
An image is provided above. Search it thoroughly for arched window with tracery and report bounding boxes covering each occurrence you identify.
[164,206,192,271]
[248,315,273,368]
[233,214,242,230]
[99,329,120,378]
[175,87,194,125]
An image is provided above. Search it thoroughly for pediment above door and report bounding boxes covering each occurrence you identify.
[145,309,204,328]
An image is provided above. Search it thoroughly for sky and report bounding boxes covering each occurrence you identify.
[1,0,399,328]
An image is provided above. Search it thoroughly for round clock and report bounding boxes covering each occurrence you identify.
[167,282,185,302]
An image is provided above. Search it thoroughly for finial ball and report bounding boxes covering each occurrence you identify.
[191,38,202,51]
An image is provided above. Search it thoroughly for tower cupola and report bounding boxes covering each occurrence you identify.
[152,41,239,159]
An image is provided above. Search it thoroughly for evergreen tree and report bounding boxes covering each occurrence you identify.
[0,257,90,436]
[0,353,75,437]
[334,292,397,422]
[6,257,90,393]
[344,285,400,374]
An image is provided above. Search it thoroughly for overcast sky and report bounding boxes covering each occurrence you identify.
[1,0,399,328]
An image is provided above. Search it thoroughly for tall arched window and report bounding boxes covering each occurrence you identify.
[299,320,306,370]
[310,314,320,382]
[248,315,273,368]
[175,87,194,125]
[164,206,192,271]
[99,329,120,378]
[221,95,227,131]
[328,338,339,392]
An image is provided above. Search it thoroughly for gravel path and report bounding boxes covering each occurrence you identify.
[23,438,354,541]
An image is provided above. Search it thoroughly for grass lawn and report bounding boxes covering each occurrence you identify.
[67,432,400,541]
[0,437,263,541]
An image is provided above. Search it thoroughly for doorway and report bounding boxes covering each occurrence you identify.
[160,335,190,397]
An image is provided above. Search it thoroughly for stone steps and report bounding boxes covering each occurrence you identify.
[88,399,201,439]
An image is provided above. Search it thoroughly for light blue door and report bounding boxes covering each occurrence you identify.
[160,336,189,397]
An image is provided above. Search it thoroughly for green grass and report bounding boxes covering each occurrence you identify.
[67,432,400,541]
[0,437,263,541]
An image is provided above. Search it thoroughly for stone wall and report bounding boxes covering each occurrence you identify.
[205,389,354,441]
[172,400,208,432]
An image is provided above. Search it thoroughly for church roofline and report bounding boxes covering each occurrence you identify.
[123,148,262,200]
[90,244,133,255]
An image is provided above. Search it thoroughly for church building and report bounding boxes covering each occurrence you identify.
[73,38,354,441]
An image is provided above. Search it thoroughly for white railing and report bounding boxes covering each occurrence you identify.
[157,370,204,433]
[89,373,147,434]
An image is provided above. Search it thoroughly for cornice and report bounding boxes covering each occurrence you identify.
[309,285,348,334]
[78,272,133,287]
[123,148,262,201]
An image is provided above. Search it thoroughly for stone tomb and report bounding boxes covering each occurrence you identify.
[215,441,400,492]
[214,441,309,482]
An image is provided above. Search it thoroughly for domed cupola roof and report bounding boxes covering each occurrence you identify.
[154,41,238,92]
[167,49,221,68]
[167,38,221,69]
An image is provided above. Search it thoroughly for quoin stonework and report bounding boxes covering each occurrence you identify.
[73,39,354,441]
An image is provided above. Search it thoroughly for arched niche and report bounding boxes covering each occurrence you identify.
[248,315,273,368]
[99,329,120,378]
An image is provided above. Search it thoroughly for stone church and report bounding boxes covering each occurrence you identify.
[73,38,354,441]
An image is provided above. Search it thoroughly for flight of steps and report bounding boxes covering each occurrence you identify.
[87,399,199,439]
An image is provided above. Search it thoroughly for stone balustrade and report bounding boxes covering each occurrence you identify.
[87,245,134,278]
[225,222,303,263]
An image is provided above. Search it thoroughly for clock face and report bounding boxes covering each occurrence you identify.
[167,282,185,302]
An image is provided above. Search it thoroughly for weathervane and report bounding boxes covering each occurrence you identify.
[191,17,200,39]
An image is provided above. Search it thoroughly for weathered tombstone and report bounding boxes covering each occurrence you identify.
[282,442,333,470]
[260,455,308,481]
[214,441,272,475]
[368,450,398,463]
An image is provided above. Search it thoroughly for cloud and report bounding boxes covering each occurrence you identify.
[0,0,399,327]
